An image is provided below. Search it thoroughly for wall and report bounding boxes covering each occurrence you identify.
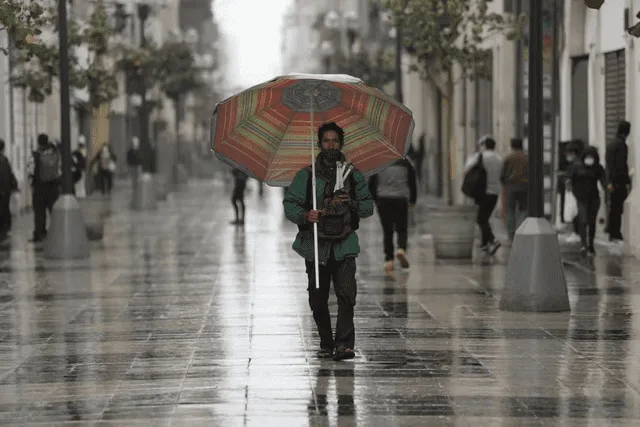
[560,0,640,257]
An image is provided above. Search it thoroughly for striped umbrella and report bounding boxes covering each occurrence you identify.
[211,74,415,288]
[211,74,415,187]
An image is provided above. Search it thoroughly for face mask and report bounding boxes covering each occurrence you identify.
[319,149,342,164]
[584,157,595,166]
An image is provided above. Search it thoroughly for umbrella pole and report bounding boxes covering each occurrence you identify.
[310,102,320,289]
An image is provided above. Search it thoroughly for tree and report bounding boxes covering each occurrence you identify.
[0,0,48,57]
[83,1,118,108]
[384,0,523,204]
[9,3,117,106]
[156,40,203,181]
[338,50,395,91]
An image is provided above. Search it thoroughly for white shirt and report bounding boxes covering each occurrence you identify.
[464,150,502,195]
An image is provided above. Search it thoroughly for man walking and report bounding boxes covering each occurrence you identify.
[284,122,374,361]
[0,140,18,240]
[464,136,502,254]
[368,158,417,275]
[605,121,631,244]
[28,134,61,243]
[230,168,248,225]
[501,138,528,241]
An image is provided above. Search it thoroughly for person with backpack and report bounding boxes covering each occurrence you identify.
[500,138,529,241]
[463,136,502,255]
[368,158,418,275]
[28,133,61,243]
[283,122,374,361]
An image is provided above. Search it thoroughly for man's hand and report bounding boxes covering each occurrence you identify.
[330,193,350,208]
[305,209,323,223]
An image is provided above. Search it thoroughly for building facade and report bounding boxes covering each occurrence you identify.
[560,0,639,256]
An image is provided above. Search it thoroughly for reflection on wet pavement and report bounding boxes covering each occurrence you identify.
[1,181,640,425]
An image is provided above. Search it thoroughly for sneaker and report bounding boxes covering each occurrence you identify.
[316,347,334,359]
[396,249,410,269]
[384,260,394,275]
[333,346,355,361]
[487,241,501,256]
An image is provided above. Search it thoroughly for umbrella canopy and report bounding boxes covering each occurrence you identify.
[211,74,415,187]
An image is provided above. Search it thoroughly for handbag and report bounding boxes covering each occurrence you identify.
[563,190,578,221]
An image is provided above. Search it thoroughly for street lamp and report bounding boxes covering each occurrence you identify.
[129,0,168,210]
[317,10,360,75]
[499,1,569,312]
[44,0,90,259]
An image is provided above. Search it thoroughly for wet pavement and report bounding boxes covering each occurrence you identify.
[1,180,640,426]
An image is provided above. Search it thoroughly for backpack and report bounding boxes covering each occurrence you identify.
[461,153,487,201]
[37,147,61,183]
[298,166,360,239]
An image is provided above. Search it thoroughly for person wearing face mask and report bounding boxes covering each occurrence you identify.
[566,145,605,255]
[563,142,583,243]
[283,122,374,361]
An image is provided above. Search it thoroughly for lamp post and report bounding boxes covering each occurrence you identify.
[44,0,90,259]
[318,9,360,75]
[130,0,167,210]
[499,1,569,312]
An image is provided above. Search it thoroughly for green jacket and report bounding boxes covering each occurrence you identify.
[283,167,374,265]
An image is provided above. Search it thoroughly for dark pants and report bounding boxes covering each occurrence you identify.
[231,183,246,221]
[32,183,59,239]
[477,194,498,246]
[607,186,628,240]
[505,188,528,240]
[376,198,409,261]
[97,169,113,195]
[0,193,11,237]
[577,197,600,248]
[305,255,357,350]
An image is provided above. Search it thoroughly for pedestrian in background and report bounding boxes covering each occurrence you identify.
[464,136,502,255]
[605,120,631,244]
[567,145,605,255]
[500,138,528,241]
[127,137,143,191]
[27,134,61,243]
[0,139,18,241]
[230,168,248,225]
[92,144,117,196]
[72,140,87,198]
[369,158,417,275]
[564,142,584,243]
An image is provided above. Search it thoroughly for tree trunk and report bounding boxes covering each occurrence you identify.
[442,71,455,206]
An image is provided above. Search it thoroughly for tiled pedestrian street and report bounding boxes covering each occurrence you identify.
[1,181,640,426]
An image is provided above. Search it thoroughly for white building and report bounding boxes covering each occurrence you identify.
[400,0,516,203]
[561,0,640,256]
